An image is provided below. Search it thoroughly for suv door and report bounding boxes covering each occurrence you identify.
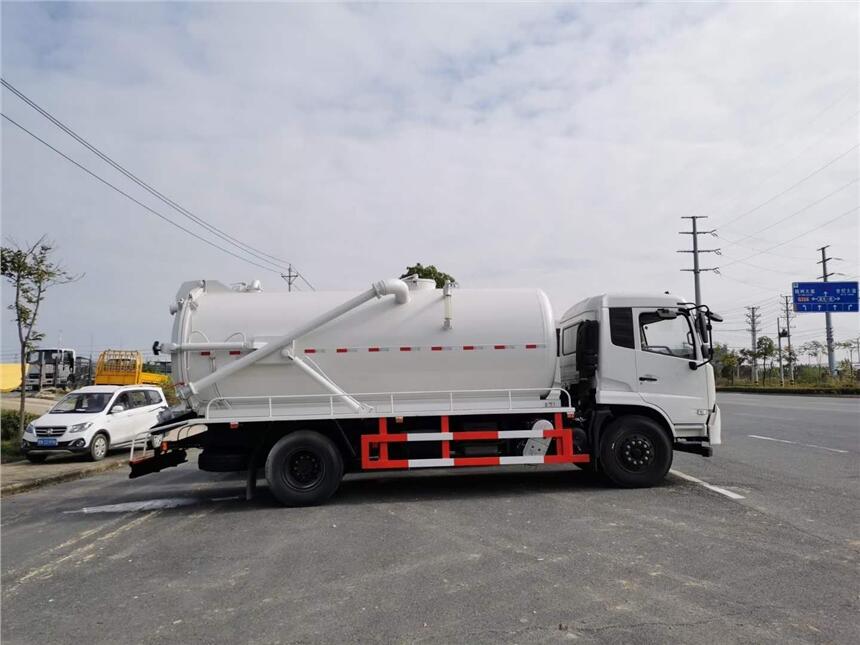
[105,392,136,445]
[633,308,710,432]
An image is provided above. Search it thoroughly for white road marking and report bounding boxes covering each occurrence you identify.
[670,469,745,500]
[747,434,849,454]
[65,495,243,514]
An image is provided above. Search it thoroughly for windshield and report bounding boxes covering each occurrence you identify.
[50,392,112,414]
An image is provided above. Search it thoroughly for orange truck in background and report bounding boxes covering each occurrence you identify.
[94,350,170,387]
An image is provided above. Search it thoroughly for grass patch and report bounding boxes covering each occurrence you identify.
[717,385,860,395]
[1,438,23,463]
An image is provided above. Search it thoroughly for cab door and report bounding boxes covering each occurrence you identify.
[633,308,710,430]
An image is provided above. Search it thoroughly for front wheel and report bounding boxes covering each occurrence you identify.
[265,431,344,507]
[599,415,672,488]
[88,432,109,461]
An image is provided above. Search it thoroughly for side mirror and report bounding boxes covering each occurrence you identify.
[110,404,126,414]
[576,320,599,378]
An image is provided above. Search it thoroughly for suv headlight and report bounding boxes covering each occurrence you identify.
[25,423,35,436]
[68,422,93,433]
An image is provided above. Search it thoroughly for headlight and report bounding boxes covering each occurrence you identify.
[68,422,93,433]
[25,423,35,435]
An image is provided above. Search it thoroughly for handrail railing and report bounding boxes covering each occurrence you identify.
[204,387,572,420]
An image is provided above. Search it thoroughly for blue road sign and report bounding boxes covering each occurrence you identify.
[792,281,859,313]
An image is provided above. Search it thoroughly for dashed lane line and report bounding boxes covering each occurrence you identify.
[747,434,849,454]
[670,469,746,500]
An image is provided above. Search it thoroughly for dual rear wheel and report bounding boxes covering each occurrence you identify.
[265,431,343,506]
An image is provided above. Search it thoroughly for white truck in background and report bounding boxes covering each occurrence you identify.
[25,348,77,391]
[132,276,722,506]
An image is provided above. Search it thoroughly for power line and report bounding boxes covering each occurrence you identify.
[720,205,859,269]
[1,77,316,291]
[2,112,286,275]
[721,177,858,246]
[716,142,859,230]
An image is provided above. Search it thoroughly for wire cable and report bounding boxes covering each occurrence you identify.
[716,142,859,230]
[1,77,316,289]
[720,205,860,269]
[2,112,286,275]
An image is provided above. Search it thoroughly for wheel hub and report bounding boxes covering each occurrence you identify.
[618,435,655,471]
[287,451,323,487]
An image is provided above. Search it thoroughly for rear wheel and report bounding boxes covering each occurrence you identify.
[599,415,672,487]
[265,431,343,507]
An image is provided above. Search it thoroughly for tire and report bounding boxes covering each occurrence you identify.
[265,431,343,507]
[599,415,672,488]
[26,453,48,464]
[199,450,248,473]
[88,432,109,461]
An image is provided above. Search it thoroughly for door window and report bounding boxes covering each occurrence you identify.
[145,390,163,406]
[127,391,149,408]
[112,393,130,411]
[561,325,578,356]
[638,312,696,360]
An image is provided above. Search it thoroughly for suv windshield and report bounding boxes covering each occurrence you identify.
[50,392,112,414]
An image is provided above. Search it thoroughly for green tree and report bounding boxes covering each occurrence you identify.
[756,336,776,384]
[800,340,826,381]
[1,237,80,437]
[400,263,457,288]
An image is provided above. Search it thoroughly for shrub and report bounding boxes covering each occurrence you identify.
[1,409,39,440]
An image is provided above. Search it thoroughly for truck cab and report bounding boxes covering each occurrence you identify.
[559,293,721,486]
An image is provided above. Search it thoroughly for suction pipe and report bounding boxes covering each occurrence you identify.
[179,279,410,399]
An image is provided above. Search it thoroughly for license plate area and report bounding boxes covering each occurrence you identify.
[37,437,58,447]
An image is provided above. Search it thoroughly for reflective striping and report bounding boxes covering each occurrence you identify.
[499,455,546,465]
[407,458,455,468]
[497,429,547,439]
[199,344,544,355]
[406,432,454,441]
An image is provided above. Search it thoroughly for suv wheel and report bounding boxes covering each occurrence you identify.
[89,432,109,461]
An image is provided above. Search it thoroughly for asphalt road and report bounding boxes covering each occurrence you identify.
[2,393,857,644]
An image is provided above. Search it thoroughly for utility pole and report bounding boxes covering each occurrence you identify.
[817,245,837,376]
[281,264,298,292]
[745,306,761,383]
[781,295,795,383]
[777,318,785,386]
[679,216,719,333]
[679,216,720,306]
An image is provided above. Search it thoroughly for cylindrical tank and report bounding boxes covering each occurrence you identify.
[169,279,557,410]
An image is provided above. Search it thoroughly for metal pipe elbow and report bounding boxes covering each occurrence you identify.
[372,279,410,304]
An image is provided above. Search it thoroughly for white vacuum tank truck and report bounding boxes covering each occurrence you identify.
[132,275,722,506]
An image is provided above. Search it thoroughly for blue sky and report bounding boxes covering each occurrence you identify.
[1,2,858,361]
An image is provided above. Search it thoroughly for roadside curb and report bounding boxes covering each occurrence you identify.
[1,459,125,497]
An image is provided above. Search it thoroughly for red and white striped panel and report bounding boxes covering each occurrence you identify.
[360,414,589,470]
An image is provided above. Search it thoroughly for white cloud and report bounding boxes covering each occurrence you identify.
[1,2,858,359]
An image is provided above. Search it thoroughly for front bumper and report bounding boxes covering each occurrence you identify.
[22,438,89,454]
[707,405,722,446]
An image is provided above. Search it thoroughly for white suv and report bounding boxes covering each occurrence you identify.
[22,385,167,462]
